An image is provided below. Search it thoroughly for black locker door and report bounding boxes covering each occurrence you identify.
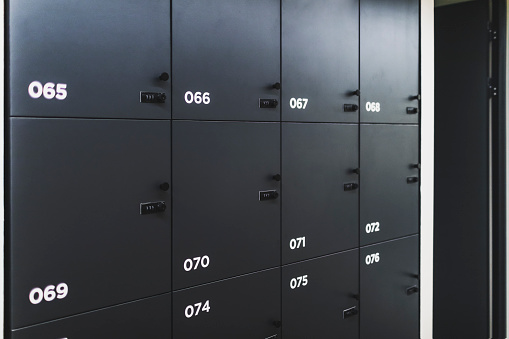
[435,1,493,337]
[282,0,359,123]
[360,235,419,339]
[172,0,280,121]
[360,124,419,246]
[282,123,358,264]
[11,294,172,339]
[282,250,359,338]
[360,0,419,124]
[173,121,280,290]
[9,0,171,119]
[173,269,281,339]
[10,119,171,328]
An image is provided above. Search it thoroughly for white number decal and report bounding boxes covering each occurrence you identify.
[29,283,68,305]
[185,91,211,105]
[185,300,211,318]
[44,285,56,302]
[365,222,381,234]
[289,237,306,250]
[29,288,43,305]
[28,81,43,99]
[365,253,381,265]
[289,98,309,110]
[184,255,210,272]
[55,83,68,100]
[56,282,69,299]
[29,81,67,100]
[290,275,309,290]
[365,102,381,112]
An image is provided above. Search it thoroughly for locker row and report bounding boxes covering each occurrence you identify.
[9,0,419,124]
[9,118,419,329]
[11,236,419,338]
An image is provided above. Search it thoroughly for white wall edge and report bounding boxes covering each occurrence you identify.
[420,0,434,338]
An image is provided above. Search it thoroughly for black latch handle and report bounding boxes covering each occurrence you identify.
[159,72,170,81]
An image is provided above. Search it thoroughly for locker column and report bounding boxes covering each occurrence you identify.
[359,0,420,337]
[8,0,172,336]
[171,0,282,336]
[281,0,360,337]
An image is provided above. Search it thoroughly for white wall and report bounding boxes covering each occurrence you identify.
[420,1,435,338]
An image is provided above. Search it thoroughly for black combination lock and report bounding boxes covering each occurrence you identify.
[260,99,279,108]
[406,285,419,296]
[344,104,359,112]
[343,306,359,319]
[140,92,166,103]
[259,190,279,201]
[344,183,359,191]
[407,176,419,184]
[406,107,419,114]
[140,201,167,215]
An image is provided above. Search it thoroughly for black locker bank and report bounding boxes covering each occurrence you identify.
[5,0,420,338]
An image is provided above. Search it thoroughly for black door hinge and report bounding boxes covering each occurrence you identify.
[489,23,498,41]
[489,78,498,98]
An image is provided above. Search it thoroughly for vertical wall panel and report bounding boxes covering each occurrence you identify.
[173,121,280,289]
[10,119,171,328]
[282,250,359,338]
[282,123,358,264]
[9,0,171,119]
[360,124,419,245]
[282,0,359,123]
[172,0,280,121]
[360,0,420,123]
[360,236,420,339]
[11,294,172,339]
[173,269,280,339]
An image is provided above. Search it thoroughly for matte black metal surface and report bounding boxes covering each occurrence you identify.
[282,123,358,263]
[173,269,280,339]
[360,235,419,339]
[360,0,419,123]
[172,0,280,121]
[282,250,359,338]
[492,1,508,337]
[282,0,359,123]
[173,121,280,289]
[10,119,171,328]
[360,124,419,245]
[11,294,172,339]
[9,0,171,119]
[434,1,490,337]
